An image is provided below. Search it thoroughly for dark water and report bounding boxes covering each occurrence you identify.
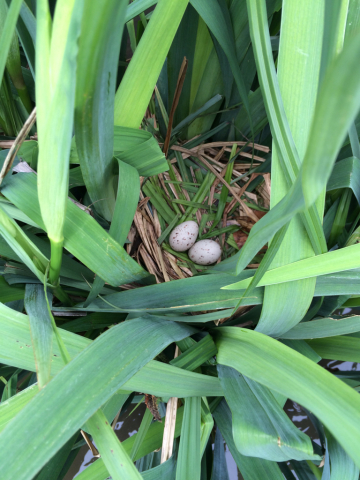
[66,360,356,479]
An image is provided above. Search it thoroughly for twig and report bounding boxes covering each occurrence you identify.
[172,145,259,223]
[163,57,188,157]
[194,141,269,153]
[161,346,180,463]
[80,430,100,458]
[0,107,37,186]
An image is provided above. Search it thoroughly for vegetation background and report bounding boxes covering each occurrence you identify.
[1,0,360,479]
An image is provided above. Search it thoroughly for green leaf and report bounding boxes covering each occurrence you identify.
[170,334,217,371]
[223,243,360,290]
[125,0,157,22]
[75,414,182,480]
[36,0,84,284]
[114,128,168,177]
[167,4,199,128]
[0,204,48,282]
[130,407,153,461]
[0,276,24,302]
[171,94,222,137]
[306,336,360,363]
[215,327,360,467]
[75,0,128,221]
[246,0,326,261]
[213,399,284,480]
[36,433,79,480]
[114,0,189,128]
[225,20,360,280]
[142,456,176,480]
[0,317,195,480]
[85,409,142,480]
[327,157,360,203]
[302,30,360,205]
[15,2,36,77]
[84,159,140,306]
[280,339,320,364]
[200,397,213,456]
[0,302,222,399]
[70,126,169,177]
[190,0,251,125]
[1,173,150,286]
[211,427,229,480]
[79,270,262,313]
[176,396,201,480]
[218,365,319,462]
[0,0,32,113]
[325,428,359,480]
[233,224,289,311]
[24,284,53,388]
[252,0,326,337]
[0,0,23,85]
[280,316,360,340]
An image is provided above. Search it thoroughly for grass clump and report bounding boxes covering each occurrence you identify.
[1,1,360,479]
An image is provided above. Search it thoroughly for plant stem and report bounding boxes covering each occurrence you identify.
[49,238,64,286]
[306,460,322,480]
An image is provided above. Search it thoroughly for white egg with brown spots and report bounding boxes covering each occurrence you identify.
[188,239,222,265]
[169,221,199,252]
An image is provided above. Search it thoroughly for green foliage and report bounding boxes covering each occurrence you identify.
[1,0,360,479]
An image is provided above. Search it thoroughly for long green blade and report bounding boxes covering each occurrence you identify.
[213,399,284,480]
[176,396,201,480]
[84,160,140,306]
[229,28,360,277]
[0,317,194,480]
[0,302,222,398]
[85,409,142,480]
[223,243,360,290]
[280,316,360,340]
[302,30,360,205]
[24,284,53,388]
[218,365,319,462]
[215,327,360,467]
[75,0,128,221]
[0,0,23,85]
[114,0,189,128]
[1,173,150,286]
[0,205,47,282]
[36,0,84,284]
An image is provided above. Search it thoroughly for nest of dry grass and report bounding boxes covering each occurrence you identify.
[125,139,271,285]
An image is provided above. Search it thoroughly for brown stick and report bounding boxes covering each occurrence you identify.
[161,346,180,463]
[0,107,37,186]
[81,430,100,457]
[172,145,259,223]
[163,57,188,157]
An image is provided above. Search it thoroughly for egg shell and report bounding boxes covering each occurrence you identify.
[169,221,199,252]
[188,239,222,265]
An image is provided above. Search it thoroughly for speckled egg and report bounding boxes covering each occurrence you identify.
[169,221,199,252]
[188,239,222,265]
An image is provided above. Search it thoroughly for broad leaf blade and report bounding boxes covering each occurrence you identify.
[85,409,142,480]
[0,317,195,480]
[176,396,201,480]
[0,0,23,85]
[1,173,150,286]
[24,284,53,388]
[218,365,319,462]
[114,0,189,128]
[280,316,360,340]
[75,0,128,221]
[213,399,284,480]
[215,327,360,467]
